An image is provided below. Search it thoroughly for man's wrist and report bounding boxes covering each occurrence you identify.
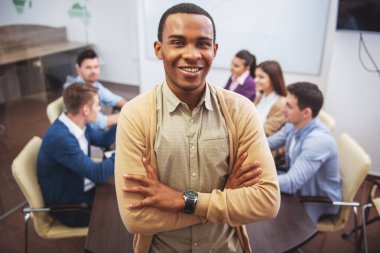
[182,190,198,214]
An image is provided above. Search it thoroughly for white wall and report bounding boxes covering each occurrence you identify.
[323,0,380,176]
[325,33,380,176]
[0,0,139,86]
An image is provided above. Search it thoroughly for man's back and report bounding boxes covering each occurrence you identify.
[37,119,115,223]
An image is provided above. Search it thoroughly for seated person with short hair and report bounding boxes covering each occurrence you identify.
[64,48,127,130]
[37,83,116,227]
[267,82,342,223]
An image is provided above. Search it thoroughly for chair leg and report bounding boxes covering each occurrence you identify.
[352,206,360,253]
[342,216,380,239]
[24,212,30,253]
[362,203,373,253]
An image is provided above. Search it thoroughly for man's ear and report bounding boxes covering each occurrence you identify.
[304,107,313,118]
[154,41,163,60]
[213,43,219,58]
[82,104,90,116]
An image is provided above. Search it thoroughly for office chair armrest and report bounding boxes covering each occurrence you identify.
[23,203,91,214]
[49,203,91,213]
[298,196,360,207]
[298,196,332,204]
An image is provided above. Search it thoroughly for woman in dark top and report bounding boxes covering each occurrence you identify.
[224,50,256,101]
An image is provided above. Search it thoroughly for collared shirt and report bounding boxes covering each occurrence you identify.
[64,76,123,129]
[58,113,95,191]
[256,91,280,125]
[267,119,342,223]
[151,82,242,252]
[228,70,250,91]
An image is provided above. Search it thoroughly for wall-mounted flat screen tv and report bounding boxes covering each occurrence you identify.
[337,0,380,33]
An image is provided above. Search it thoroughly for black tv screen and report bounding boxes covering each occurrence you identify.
[337,0,380,33]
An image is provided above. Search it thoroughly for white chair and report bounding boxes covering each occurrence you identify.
[46,96,63,123]
[12,136,89,253]
[318,110,336,132]
[300,133,371,252]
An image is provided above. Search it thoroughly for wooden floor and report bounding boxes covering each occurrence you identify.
[0,88,379,253]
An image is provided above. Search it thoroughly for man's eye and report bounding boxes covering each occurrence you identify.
[198,41,211,47]
[171,41,184,46]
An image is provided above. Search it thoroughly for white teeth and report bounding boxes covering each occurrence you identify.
[182,67,199,73]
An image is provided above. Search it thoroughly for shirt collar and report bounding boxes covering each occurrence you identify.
[294,118,318,139]
[232,70,250,85]
[163,82,213,112]
[58,112,86,139]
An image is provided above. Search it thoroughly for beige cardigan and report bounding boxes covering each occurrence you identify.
[254,94,286,136]
[115,83,280,253]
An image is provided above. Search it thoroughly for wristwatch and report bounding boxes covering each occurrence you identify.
[182,190,198,214]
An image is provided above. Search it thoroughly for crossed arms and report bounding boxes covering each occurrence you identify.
[114,92,280,235]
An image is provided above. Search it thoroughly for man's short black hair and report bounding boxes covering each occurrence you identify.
[77,49,98,67]
[157,3,216,42]
[287,82,324,118]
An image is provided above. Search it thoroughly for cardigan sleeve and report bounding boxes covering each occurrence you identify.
[114,93,204,235]
[194,91,281,226]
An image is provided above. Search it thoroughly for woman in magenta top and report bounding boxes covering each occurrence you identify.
[224,50,256,101]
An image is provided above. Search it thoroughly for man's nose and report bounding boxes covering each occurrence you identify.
[183,45,201,61]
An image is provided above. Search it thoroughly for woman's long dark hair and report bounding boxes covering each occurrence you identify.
[256,60,287,96]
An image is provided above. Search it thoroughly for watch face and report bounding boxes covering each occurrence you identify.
[184,190,198,199]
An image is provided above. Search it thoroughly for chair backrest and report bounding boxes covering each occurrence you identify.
[336,133,371,227]
[12,136,54,237]
[46,96,63,123]
[318,110,336,132]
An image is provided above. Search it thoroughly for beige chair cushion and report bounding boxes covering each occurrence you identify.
[46,96,63,123]
[41,219,88,239]
[318,110,336,132]
[317,133,371,232]
[12,136,88,239]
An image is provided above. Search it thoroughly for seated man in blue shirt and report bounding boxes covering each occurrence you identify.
[267,82,342,223]
[64,49,127,130]
[38,83,116,227]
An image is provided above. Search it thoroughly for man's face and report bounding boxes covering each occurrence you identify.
[283,93,305,127]
[84,94,101,124]
[76,58,100,84]
[154,13,218,94]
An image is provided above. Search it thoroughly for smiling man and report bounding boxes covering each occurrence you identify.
[115,3,280,253]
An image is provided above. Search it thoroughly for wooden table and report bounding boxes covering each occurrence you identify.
[85,182,317,253]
